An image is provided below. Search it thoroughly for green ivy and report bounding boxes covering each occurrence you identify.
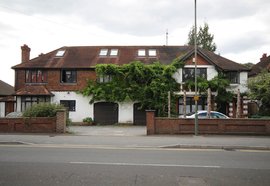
[80,60,232,116]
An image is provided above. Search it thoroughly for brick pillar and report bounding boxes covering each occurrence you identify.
[56,109,66,133]
[242,96,248,118]
[146,110,155,135]
[229,102,233,118]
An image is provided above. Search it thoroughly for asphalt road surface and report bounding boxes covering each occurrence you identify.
[0,144,270,186]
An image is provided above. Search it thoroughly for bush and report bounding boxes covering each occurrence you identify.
[23,103,65,117]
[83,117,93,123]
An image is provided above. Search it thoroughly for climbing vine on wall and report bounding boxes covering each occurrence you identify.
[80,58,233,116]
[81,60,184,116]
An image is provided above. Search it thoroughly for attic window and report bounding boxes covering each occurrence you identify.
[56,50,65,57]
[99,49,108,56]
[110,49,118,56]
[149,49,157,57]
[138,49,146,56]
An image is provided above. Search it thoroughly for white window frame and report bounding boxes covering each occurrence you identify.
[55,50,65,57]
[99,49,108,56]
[148,49,157,57]
[110,49,118,56]
[138,49,146,57]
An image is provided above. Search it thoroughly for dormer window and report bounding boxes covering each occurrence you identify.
[99,49,108,56]
[55,50,65,57]
[149,49,157,57]
[110,49,118,56]
[138,49,146,57]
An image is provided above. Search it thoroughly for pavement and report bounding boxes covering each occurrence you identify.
[0,126,270,150]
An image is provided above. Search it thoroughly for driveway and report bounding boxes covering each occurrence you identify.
[68,125,146,136]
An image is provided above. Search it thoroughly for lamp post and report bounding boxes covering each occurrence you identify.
[194,0,199,135]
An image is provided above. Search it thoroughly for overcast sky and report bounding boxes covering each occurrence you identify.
[0,0,270,86]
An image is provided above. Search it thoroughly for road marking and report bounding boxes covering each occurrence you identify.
[70,161,221,168]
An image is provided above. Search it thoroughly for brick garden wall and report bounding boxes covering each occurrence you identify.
[0,110,66,133]
[146,111,270,135]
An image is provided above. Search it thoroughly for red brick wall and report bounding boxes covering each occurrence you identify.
[0,110,67,133]
[0,117,56,133]
[15,69,96,91]
[185,55,210,65]
[146,111,270,135]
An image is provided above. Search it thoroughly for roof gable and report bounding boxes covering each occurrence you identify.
[0,80,14,96]
[249,54,270,77]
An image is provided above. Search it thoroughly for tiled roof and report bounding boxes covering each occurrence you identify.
[13,85,54,96]
[0,80,14,96]
[12,46,249,71]
[249,54,270,77]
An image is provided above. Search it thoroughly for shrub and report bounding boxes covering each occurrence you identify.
[83,117,93,123]
[23,103,65,117]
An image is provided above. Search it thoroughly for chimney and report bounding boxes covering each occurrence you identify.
[21,44,31,63]
[260,53,267,62]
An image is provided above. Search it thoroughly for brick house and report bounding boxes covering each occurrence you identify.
[248,53,270,115]
[12,45,249,124]
[0,80,15,117]
[249,53,270,77]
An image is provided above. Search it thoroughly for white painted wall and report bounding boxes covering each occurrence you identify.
[0,102,5,117]
[227,71,248,93]
[118,102,134,124]
[172,65,218,83]
[15,97,21,112]
[51,91,93,122]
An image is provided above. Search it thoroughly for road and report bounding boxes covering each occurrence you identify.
[0,144,270,186]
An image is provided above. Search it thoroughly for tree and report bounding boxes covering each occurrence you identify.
[247,70,270,115]
[242,62,254,69]
[187,22,217,52]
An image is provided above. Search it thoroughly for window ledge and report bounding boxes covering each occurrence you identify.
[25,83,48,85]
[60,83,77,85]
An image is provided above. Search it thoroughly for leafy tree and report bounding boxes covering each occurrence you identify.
[248,70,270,115]
[187,22,217,52]
[242,62,254,69]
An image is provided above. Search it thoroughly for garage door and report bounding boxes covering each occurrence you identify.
[94,102,118,125]
[133,103,146,125]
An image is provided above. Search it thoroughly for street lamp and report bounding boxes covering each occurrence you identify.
[194,0,199,135]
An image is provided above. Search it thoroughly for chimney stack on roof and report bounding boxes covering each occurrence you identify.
[21,44,31,63]
[260,53,268,62]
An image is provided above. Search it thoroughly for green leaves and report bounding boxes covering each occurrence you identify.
[23,103,65,117]
[80,61,179,116]
[80,60,233,116]
[187,22,217,52]
[248,70,270,115]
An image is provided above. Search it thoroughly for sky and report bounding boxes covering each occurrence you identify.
[0,0,270,86]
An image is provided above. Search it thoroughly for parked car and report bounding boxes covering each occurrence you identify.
[5,112,23,118]
[180,111,229,119]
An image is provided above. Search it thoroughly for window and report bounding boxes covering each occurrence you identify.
[99,49,108,56]
[61,70,76,83]
[138,49,146,56]
[182,68,207,82]
[55,50,65,57]
[110,49,118,56]
[225,71,239,84]
[60,100,76,111]
[21,96,50,112]
[25,69,47,83]
[97,74,113,83]
[178,97,207,115]
[148,49,157,57]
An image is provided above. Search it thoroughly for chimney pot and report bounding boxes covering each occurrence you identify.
[21,44,31,63]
